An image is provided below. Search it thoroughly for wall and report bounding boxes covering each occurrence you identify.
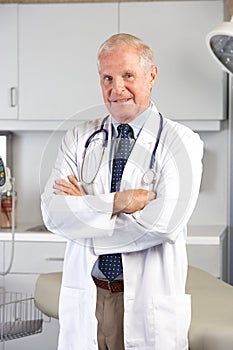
[12,130,64,226]
[3,0,228,229]
[11,120,229,228]
[190,122,229,226]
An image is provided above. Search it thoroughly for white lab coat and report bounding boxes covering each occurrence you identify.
[41,106,203,350]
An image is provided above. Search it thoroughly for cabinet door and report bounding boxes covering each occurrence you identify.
[4,241,65,274]
[19,3,118,121]
[1,240,65,350]
[119,1,224,121]
[0,5,18,120]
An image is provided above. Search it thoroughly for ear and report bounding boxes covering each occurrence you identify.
[149,65,158,87]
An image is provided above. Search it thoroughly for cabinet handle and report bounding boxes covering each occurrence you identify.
[10,87,17,107]
[45,257,64,261]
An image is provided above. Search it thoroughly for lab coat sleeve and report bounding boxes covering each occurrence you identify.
[41,125,117,241]
[93,121,203,255]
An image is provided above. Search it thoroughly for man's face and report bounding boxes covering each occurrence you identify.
[99,46,158,123]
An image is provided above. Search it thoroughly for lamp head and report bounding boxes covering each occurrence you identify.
[206,18,233,74]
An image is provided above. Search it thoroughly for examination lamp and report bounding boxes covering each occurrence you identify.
[206,17,233,74]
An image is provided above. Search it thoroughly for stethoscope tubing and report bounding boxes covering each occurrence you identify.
[150,113,163,169]
[81,113,163,185]
[84,115,109,149]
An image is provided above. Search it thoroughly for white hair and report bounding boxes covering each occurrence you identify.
[97,33,155,73]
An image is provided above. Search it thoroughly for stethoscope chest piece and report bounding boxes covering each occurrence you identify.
[142,169,157,185]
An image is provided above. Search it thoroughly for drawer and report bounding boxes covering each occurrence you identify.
[3,241,66,273]
[3,273,39,293]
[186,225,228,281]
[187,244,222,279]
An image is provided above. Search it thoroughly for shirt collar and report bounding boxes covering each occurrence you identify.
[111,102,158,139]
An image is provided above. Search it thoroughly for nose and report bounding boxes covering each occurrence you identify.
[112,77,125,94]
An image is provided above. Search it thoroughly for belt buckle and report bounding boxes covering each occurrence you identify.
[107,280,113,293]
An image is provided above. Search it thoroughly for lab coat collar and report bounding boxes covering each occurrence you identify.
[110,101,159,139]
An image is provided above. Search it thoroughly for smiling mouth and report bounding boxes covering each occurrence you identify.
[111,98,131,103]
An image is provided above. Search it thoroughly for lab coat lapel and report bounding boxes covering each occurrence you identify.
[120,109,162,191]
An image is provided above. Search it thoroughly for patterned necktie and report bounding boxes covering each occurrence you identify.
[98,124,134,281]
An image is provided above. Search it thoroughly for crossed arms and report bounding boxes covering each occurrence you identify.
[53,175,156,215]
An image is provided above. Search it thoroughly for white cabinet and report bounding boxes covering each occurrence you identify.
[0,1,226,130]
[0,235,66,350]
[18,3,118,121]
[187,225,228,281]
[119,1,225,122]
[0,5,18,120]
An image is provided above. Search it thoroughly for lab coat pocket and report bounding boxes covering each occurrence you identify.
[124,298,155,348]
[58,286,94,350]
[153,294,191,350]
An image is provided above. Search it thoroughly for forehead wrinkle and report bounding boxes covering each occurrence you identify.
[99,47,142,68]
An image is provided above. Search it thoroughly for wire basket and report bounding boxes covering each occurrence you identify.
[0,291,43,342]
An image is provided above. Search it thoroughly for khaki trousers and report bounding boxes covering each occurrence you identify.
[95,286,124,350]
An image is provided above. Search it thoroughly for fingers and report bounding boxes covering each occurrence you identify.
[67,175,86,195]
[67,175,79,187]
[54,179,73,190]
[145,191,156,205]
[53,189,68,196]
[148,191,156,201]
[113,189,156,215]
[125,189,156,213]
[53,176,85,196]
[53,180,78,195]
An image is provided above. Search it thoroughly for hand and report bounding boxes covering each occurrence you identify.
[53,175,85,196]
[113,189,156,215]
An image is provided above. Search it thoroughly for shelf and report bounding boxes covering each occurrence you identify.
[187,225,227,245]
[0,223,67,242]
[0,224,228,244]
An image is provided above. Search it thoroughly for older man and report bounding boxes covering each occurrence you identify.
[42,33,203,350]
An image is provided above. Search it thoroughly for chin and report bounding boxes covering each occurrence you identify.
[107,103,142,122]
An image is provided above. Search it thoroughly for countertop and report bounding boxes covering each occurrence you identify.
[0,223,228,244]
[0,223,66,242]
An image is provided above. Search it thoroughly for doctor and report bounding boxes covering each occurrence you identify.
[41,33,203,350]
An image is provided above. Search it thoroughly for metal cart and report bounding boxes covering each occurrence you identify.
[0,157,43,342]
[0,289,43,342]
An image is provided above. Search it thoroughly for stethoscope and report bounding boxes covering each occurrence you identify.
[80,113,163,185]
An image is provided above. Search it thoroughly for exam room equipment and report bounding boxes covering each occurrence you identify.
[0,291,43,342]
[207,14,233,284]
[0,156,43,343]
[81,112,163,185]
[0,155,15,276]
[206,16,233,74]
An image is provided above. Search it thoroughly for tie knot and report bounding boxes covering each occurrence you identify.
[117,124,134,139]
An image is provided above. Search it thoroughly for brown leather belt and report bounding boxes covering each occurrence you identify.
[92,276,124,293]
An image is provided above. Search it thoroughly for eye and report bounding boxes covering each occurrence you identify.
[103,75,112,83]
[124,72,134,80]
